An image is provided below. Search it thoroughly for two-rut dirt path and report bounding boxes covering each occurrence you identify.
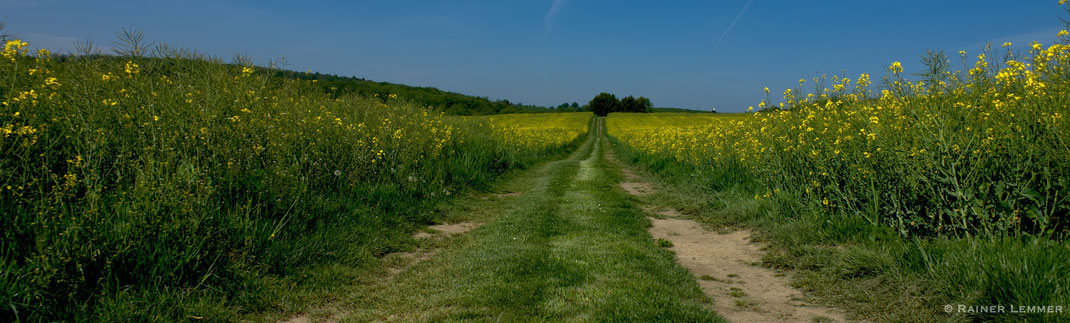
[279,117,849,322]
[610,148,848,322]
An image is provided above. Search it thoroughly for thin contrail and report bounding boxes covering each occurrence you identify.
[544,0,568,37]
[710,0,753,54]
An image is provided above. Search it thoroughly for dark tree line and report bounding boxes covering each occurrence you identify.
[554,102,584,112]
[587,92,652,116]
[274,71,559,115]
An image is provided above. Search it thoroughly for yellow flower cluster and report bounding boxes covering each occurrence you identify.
[2,40,29,62]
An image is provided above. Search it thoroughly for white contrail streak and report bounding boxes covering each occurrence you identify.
[710,0,753,54]
[545,0,567,36]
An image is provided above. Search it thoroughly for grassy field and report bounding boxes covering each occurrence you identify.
[260,119,723,322]
[0,39,589,320]
[606,39,1070,321]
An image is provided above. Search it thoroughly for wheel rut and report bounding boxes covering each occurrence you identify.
[608,143,850,323]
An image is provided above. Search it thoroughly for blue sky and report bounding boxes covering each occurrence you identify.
[2,0,1066,111]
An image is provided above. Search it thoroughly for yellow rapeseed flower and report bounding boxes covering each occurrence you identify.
[890,61,903,73]
[125,61,140,75]
[2,40,29,61]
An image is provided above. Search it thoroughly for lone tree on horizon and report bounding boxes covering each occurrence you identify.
[588,92,621,116]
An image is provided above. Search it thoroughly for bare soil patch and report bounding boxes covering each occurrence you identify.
[648,217,847,322]
[280,307,343,323]
[413,222,483,239]
[619,181,654,196]
[280,316,311,323]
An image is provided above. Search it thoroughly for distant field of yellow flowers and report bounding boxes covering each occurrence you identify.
[0,39,588,320]
[467,113,590,153]
[607,113,746,165]
[609,39,1069,238]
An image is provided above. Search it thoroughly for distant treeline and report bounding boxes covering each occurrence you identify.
[270,71,711,116]
[52,54,699,116]
[273,71,561,115]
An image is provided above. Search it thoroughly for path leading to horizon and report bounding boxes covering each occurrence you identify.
[277,118,846,322]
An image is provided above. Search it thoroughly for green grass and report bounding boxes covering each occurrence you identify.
[257,119,722,322]
[728,287,746,298]
[609,136,1070,322]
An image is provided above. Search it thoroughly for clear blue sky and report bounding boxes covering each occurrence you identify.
[2,0,1066,112]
